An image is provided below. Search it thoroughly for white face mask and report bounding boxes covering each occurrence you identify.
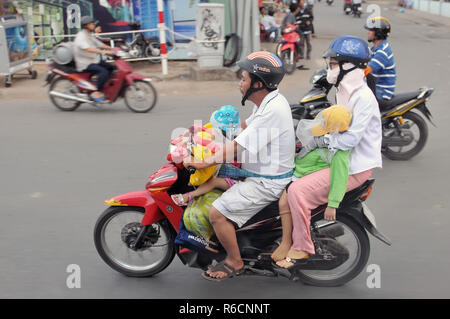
[326,66,340,85]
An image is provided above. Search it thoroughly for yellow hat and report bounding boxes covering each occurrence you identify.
[311,105,352,136]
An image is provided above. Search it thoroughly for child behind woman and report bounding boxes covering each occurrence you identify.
[271,105,354,267]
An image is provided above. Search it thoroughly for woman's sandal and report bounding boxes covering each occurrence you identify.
[171,193,193,206]
[201,261,245,282]
[275,256,309,270]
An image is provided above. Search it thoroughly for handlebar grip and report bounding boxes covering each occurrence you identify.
[187,166,196,175]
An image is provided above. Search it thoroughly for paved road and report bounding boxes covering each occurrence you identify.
[1,0,450,298]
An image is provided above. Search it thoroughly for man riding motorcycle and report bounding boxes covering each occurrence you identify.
[364,16,396,100]
[184,51,296,281]
[74,16,115,102]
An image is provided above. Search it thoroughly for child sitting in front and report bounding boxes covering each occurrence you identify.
[171,105,241,206]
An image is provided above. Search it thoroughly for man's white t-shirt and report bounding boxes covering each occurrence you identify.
[235,89,296,176]
[261,15,279,30]
[73,29,104,72]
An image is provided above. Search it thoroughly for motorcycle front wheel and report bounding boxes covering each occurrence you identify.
[94,206,176,277]
[145,43,161,64]
[382,111,428,160]
[295,214,370,287]
[281,49,296,74]
[124,80,158,113]
[275,42,283,58]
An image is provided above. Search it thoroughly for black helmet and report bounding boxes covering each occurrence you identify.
[364,16,391,41]
[237,51,285,105]
[80,16,96,28]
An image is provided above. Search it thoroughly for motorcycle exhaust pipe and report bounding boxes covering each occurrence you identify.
[382,134,413,147]
[49,91,93,104]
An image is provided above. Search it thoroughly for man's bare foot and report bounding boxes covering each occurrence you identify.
[271,243,291,262]
[276,250,309,269]
[91,91,103,98]
[205,258,244,279]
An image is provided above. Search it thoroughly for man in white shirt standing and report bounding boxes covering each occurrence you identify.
[261,7,280,42]
[74,16,115,102]
[185,52,296,281]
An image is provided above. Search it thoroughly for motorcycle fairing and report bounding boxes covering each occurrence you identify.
[104,190,165,226]
[146,162,178,190]
[281,42,297,54]
[300,87,328,103]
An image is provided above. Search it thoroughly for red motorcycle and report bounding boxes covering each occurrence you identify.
[276,24,300,75]
[93,134,391,287]
[45,48,157,113]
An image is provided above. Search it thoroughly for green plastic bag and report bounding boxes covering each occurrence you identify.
[183,189,223,240]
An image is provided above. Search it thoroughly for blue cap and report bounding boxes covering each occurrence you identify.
[323,35,371,68]
[210,105,240,135]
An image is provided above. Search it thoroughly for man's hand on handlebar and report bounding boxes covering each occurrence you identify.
[103,50,116,56]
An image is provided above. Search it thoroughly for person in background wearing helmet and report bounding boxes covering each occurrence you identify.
[74,16,115,103]
[275,36,382,268]
[364,17,396,100]
[184,51,296,281]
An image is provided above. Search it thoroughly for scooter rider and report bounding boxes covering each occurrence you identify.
[74,16,115,102]
[364,17,396,100]
[184,51,296,281]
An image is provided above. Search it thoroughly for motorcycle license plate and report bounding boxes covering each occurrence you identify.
[362,202,377,227]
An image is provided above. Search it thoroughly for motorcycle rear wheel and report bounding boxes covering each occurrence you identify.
[295,214,370,287]
[94,206,176,277]
[49,77,81,111]
[124,80,158,113]
[382,111,428,160]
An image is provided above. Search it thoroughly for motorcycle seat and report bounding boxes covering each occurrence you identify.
[51,62,81,74]
[378,90,421,111]
[240,200,280,229]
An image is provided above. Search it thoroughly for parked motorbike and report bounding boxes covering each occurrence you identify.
[278,24,300,74]
[344,0,352,14]
[352,3,363,17]
[119,23,161,64]
[45,48,157,113]
[290,69,435,160]
[97,23,161,63]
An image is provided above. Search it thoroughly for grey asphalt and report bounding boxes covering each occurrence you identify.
[1,0,450,299]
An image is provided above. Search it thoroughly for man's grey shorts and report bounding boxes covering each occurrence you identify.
[212,176,292,227]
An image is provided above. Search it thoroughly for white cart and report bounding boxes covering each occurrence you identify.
[0,15,37,87]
